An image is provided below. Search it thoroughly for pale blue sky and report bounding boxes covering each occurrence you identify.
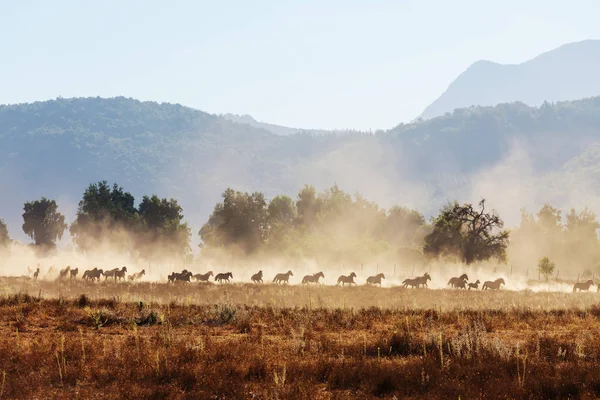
[1,0,599,130]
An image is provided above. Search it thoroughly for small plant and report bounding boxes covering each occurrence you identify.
[537,257,556,281]
[87,308,108,330]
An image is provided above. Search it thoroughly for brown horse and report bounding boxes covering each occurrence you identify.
[193,271,213,282]
[573,280,594,292]
[403,273,431,289]
[337,272,357,286]
[468,280,480,290]
[273,270,293,284]
[482,278,505,290]
[366,273,385,286]
[302,272,324,284]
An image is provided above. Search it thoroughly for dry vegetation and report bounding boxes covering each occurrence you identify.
[0,280,599,398]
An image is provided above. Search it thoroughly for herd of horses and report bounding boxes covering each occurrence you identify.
[27,265,598,292]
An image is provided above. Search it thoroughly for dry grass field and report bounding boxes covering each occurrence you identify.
[0,280,599,398]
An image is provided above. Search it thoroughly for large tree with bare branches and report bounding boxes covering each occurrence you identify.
[423,199,509,264]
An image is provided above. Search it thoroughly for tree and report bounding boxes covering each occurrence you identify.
[70,181,138,251]
[424,199,509,264]
[538,256,556,281]
[267,195,296,229]
[138,195,190,256]
[295,185,320,228]
[22,198,67,248]
[0,219,9,248]
[199,188,268,253]
[379,205,427,247]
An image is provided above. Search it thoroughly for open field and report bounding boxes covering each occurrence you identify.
[1,278,600,310]
[0,282,600,398]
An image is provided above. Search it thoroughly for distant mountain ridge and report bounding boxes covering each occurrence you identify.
[420,40,600,119]
[220,113,366,136]
[2,96,600,244]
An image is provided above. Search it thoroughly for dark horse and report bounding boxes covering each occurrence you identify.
[447,274,469,289]
[83,268,103,282]
[215,272,233,283]
[251,270,263,284]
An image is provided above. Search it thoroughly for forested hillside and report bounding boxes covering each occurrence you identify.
[2,96,600,243]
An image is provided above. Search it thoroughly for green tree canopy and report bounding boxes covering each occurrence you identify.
[22,198,67,248]
[538,256,556,281]
[423,199,509,264]
[70,181,138,250]
[199,188,268,254]
[138,195,191,256]
[0,219,9,248]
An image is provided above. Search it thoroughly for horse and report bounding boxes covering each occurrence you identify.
[366,273,385,286]
[468,280,480,290]
[104,267,127,282]
[128,270,146,281]
[215,272,233,283]
[337,272,357,286]
[273,270,293,284]
[453,279,468,290]
[170,270,192,283]
[402,273,431,289]
[193,271,213,282]
[69,268,79,280]
[482,278,505,290]
[33,268,40,280]
[83,268,103,282]
[448,274,469,289]
[251,270,263,284]
[302,272,324,284]
[58,266,71,280]
[573,280,594,292]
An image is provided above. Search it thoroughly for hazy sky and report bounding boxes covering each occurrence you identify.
[1,0,599,130]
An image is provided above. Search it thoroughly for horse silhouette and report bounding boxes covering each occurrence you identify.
[302,272,324,284]
[402,273,431,289]
[215,272,233,283]
[128,270,146,281]
[482,278,505,290]
[337,272,357,286]
[468,280,480,290]
[83,268,103,282]
[251,270,263,284]
[573,280,594,292]
[193,271,213,282]
[273,270,293,284]
[447,274,469,289]
[366,273,385,286]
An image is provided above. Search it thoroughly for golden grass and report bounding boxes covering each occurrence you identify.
[0,280,598,398]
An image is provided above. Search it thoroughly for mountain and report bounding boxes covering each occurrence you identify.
[220,113,364,136]
[2,96,600,243]
[420,40,600,119]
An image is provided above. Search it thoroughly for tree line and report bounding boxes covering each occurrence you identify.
[0,181,508,265]
[2,180,600,273]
